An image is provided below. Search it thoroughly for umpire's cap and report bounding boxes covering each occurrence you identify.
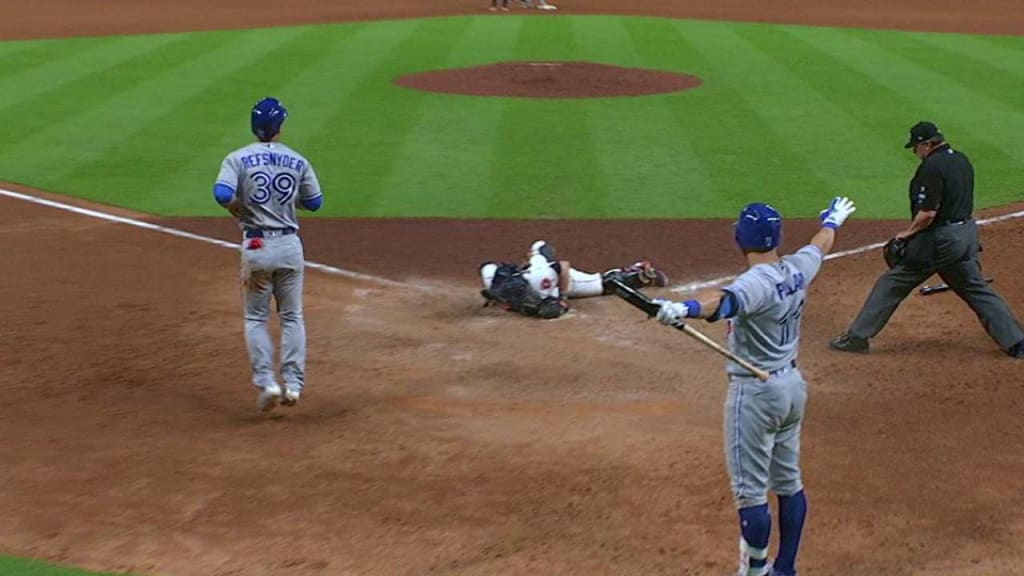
[734,203,782,253]
[904,121,943,148]
[252,97,288,141]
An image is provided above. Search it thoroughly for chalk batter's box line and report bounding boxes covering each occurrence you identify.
[0,187,408,289]
[670,209,1024,293]
[2,187,1022,293]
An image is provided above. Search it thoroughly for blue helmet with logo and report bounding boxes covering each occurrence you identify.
[251,97,288,141]
[734,202,782,253]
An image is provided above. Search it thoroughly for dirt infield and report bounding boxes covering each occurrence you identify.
[3,2,1024,576]
[3,0,1024,40]
[4,189,1024,576]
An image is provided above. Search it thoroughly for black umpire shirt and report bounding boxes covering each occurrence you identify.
[908,143,974,225]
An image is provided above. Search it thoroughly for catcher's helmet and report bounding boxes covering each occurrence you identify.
[734,202,782,253]
[251,97,288,141]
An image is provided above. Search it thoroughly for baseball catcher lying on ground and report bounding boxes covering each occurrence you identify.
[478,240,669,319]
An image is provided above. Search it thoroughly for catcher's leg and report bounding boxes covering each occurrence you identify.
[566,267,604,298]
[600,261,669,294]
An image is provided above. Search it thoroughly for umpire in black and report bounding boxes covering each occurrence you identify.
[831,121,1024,358]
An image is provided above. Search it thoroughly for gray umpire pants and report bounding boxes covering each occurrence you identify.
[241,233,306,391]
[848,219,1024,351]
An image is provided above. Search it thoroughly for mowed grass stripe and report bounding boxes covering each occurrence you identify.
[0,28,308,196]
[917,33,1024,78]
[0,555,131,576]
[375,17,523,217]
[0,35,184,111]
[273,22,425,217]
[43,27,321,210]
[658,21,830,216]
[699,24,867,216]
[775,26,923,139]
[140,24,369,214]
[488,16,606,218]
[977,34,1024,54]
[302,17,476,216]
[619,17,738,216]
[735,25,912,215]
[873,32,1024,111]
[803,27,1022,207]
[571,17,711,217]
[0,36,115,82]
[0,33,234,159]
[840,28,1024,133]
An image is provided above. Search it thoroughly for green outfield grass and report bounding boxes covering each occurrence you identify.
[0,555,133,576]
[0,16,1021,219]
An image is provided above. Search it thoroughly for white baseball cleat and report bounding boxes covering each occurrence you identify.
[257,383,282,412]
[281,388,301,407]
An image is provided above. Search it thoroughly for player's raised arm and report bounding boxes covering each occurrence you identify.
[653,198,856,327]
[809,196,856,255]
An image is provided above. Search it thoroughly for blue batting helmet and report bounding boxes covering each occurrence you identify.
[734,202,782,252]
[251,97,288,141]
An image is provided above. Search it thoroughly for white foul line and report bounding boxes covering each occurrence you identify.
[669,209,1024,293]
[0,187,410,288]
[3,186,1022,294]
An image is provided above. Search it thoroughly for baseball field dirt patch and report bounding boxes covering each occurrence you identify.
[3,1,1024,576]
[394,62,703,98]
[4,190,1024,576]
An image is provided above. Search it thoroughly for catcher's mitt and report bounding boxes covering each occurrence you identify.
[883,237,907,269]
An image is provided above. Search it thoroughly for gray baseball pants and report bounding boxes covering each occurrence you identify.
[241,232,306,392]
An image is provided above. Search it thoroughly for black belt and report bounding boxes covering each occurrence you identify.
[244,228,296,238]
[936,218,967,227]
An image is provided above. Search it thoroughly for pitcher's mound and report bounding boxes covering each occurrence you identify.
[395,61,702,98]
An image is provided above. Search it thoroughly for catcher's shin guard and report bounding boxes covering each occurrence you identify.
[601,261,669,294]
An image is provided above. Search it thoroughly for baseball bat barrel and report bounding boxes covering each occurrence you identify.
[608,279,770,382]
[919,276,994,296]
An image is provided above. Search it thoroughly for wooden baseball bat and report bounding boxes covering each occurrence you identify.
[608,279,770,382]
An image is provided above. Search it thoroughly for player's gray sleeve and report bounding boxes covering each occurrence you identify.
[215,154,242,190]
[723,269,774,317]
[786,245,825,284]
[299,163,322,201]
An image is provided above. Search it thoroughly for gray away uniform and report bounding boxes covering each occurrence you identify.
[216,142,322,393]
[721,245,823,509]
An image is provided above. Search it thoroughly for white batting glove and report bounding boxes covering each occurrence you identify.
[819,196,856,229]
[653,299,688,326]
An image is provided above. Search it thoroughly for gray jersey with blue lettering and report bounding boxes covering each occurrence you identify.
[216,142,321,230]
[722,245,824,375]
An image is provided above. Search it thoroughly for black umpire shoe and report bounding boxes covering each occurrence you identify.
[1008,340,1024,359]
[830,333,870,353]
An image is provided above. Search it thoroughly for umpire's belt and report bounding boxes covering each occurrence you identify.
[935,218,968,227]
[244,228,297,238]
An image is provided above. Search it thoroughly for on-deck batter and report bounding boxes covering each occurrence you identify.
[213,97,324,412]
[652,197,856,576]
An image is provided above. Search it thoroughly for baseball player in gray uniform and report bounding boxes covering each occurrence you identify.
[213,97,323,412]
[652,197,856,576]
